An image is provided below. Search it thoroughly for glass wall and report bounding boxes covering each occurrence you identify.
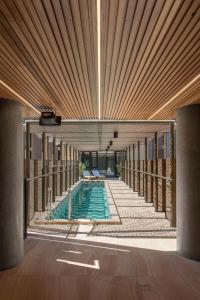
[81,151,120,178]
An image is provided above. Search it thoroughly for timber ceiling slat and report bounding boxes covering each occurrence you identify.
[101,0,200,119]
[130,0,199,118]
[113,0,171,118]
[148,58,200,115]
[0,0,199,119]
[35,0,83,117]
[61,0,93,117]
[105,0,165,118]
[128,1,200,118]
[0,86,38,117]
[0,0,98,118]
[0,0,70,114]
[155,78,200,119]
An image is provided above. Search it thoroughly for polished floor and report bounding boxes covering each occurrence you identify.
[1,181,199,299]
[0,232,200,300]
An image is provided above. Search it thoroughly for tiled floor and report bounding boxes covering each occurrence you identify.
[91,180,176,237]
[0,233,200,300]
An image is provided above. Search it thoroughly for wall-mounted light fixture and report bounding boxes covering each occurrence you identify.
[113,131,118,138]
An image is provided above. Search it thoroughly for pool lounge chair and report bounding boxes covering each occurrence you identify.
[91,169,106,179]
[83,170,96,180]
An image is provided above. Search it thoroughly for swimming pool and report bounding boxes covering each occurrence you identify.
[49,181,111,220]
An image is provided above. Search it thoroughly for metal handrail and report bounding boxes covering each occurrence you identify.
[25,163,79,182]
[121,166,172,182]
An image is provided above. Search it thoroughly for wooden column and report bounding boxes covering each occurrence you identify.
[65,144,69,190]
[132,144,135,191]
[170,123,176,227]
[114,151,117,178]
[69,146,72,187]
[128,146,131,188]
[46,136,50,200]
[144,138,148,202]
[150,153,154,203]
[52,138,57,202]
[121,150,123,181]
[72,147,74,185]
[161,158,166,212]
[77,150,80,181]
[123,150,125,183]
[137,141,140,195]
[73,148,76,184]
[60,141,63,195]
[42,132,47,211]
[154,132,158,212]
[125,149,128,185]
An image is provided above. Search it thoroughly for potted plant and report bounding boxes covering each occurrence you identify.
[116,164,122,180]
[79,162,86,179]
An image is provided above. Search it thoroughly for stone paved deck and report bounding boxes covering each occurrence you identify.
[88,180,176,238]
[29,180,176,238]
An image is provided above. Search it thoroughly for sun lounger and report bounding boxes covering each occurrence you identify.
[91,169,105,179]
[83,170,96,180]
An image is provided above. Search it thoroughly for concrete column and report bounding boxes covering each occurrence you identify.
[0,99,23,270]
[177,104,200,260]
[25,122,30,226]
[170,123,176,227]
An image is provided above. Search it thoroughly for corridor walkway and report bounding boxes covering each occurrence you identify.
[1,181,198,300]
[0,232,199,300]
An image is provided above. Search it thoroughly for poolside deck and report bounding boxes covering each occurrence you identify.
[29,180,176,239]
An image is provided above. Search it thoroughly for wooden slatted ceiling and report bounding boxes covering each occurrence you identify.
[100,0,200,120]
[0,87,38,117]
[0,0,98,118]
[152,76,200,119]
[0,0,199,120]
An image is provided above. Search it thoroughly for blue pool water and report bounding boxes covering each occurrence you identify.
[49,181,110,220]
